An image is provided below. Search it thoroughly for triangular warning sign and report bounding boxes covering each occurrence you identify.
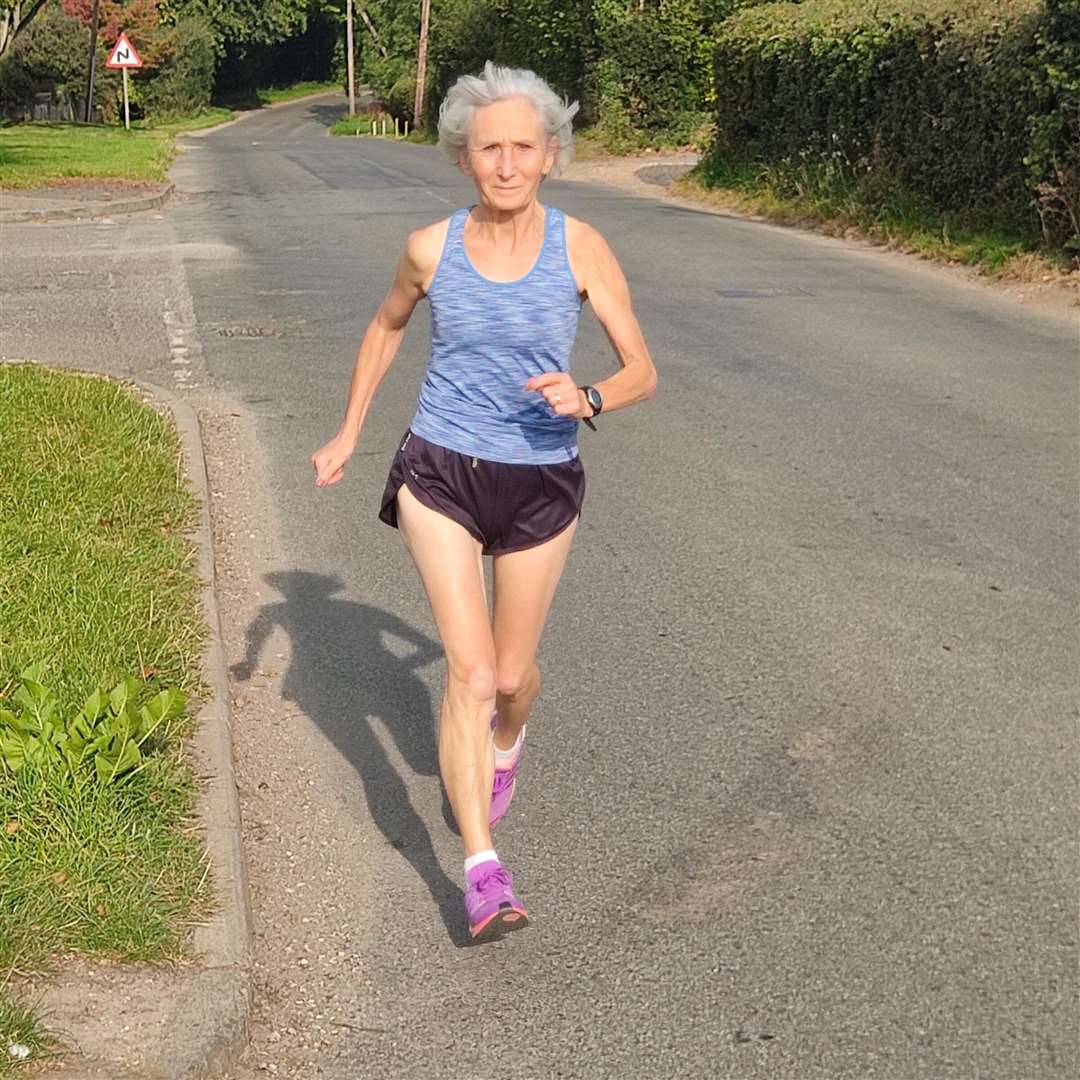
[106,33,143,69]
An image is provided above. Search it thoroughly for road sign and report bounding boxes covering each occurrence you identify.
[105,33,142,69]
[105,33,142,131]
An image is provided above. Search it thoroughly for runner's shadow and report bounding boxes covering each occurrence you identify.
[230,570,469,945]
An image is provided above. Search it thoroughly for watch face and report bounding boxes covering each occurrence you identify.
[585,387,603,413]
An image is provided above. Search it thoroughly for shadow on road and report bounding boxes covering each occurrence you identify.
[230,570,469,945]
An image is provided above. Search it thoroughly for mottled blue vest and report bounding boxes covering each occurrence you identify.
[410,205,583,464]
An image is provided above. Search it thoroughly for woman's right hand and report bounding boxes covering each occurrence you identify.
[311,431,357,488]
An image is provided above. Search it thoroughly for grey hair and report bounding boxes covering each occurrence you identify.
[437,61,579,177]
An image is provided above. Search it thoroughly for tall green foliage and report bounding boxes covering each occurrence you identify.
[142,16,215,116]
[1025,0,1080,248]
[425,0,591,119]
[590,0,714,145]
[362,0,744,139]
[0,0,85,107]
[710,1,1076,246]
[159,0,309,53]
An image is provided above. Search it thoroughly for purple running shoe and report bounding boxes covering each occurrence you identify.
[489,712,524,827]
[464,859,528,942]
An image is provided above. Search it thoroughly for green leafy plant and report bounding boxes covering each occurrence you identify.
[0,663,186,786]
[708,0,1078,254]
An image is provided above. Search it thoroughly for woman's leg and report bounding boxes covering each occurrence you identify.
[491,518,579,749]
[395,484,495,857]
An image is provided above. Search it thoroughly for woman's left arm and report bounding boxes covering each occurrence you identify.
[580,219,661,405]
[527,219,657,418]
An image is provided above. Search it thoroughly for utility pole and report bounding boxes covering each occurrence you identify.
[83,0,101,122]
[345,0,356,117]
[413,0,430,128]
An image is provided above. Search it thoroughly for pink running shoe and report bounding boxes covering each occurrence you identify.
[489,712,524,827]
[464,859,529,942]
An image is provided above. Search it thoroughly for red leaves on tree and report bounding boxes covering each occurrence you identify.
[61,1,159,47]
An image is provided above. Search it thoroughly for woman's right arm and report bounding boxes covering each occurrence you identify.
[311,222,445,487]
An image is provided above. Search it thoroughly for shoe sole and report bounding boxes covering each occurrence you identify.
[469,905,529,943]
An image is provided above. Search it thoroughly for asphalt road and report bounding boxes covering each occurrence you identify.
[8,93,1076,1078]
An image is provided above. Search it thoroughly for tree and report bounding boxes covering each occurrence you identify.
[158,0,310,53]
[63,0,165,61]
[1,1,50,58]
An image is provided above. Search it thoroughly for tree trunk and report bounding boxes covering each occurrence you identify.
[413,0,431,128]
[359,8,387,58]
[346,0,356,117]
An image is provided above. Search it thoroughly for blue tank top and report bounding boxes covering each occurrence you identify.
[409,204,583,464]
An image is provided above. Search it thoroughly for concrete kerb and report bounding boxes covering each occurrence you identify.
[135,378,254,1077]
[0,183,175,224]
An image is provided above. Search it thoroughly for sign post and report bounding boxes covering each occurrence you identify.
[105,33,143,130]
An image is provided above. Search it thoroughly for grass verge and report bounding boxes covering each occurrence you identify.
[0,109,235,188]
[0,122,174,188]
[0,363,211,1072]
[675,156,1079,285]
[0,74,342,189]
[329,113,436,143]
[134,106,235,135]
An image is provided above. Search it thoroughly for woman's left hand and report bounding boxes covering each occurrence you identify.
[525,372,587,419]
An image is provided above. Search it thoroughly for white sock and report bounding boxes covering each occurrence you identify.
[464,849,498,878]
[494,725,525,769]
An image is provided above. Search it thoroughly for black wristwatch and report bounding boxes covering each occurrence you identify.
[580,385,602,431]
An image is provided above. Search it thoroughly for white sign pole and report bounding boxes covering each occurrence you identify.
[105,33,143,128]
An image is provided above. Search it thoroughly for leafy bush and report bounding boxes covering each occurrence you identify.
[593,0,711,138]
[1025,0,1080,249]
[0,0,93,111]
[0,55,35,108]
[141,17,216,119]
[709,1,1077,249]
[1,664,186,787]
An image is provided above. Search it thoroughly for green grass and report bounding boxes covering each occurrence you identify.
[0,996,59,1077]
[0,363,212,1069]
[134,106,234,135]
[0,122,174,188]
[260,80,340,105]
[676,154,1076,280]
[216,79,341,111]
[0,365,205,708]
[0,74,344,189]
[329,113,435,142]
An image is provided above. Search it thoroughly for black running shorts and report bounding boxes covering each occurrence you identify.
[379,430,585,556]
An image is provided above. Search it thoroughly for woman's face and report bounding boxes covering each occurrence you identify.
[462,97,557,212]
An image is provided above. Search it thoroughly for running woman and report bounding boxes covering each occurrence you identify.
[311,62,657,942]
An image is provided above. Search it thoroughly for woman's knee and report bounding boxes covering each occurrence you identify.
[447,658,498,706]
[496,662,540,701]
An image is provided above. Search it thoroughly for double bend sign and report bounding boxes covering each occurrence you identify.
[106,33,143,69]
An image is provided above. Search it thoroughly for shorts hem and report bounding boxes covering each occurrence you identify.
[383,471,487,548]
[485,511,581,557]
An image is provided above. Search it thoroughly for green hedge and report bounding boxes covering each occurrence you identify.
[424,0,593,125]
[711,0,1079,247]
[589,0,713,144]
[380,1,739,143]
[141,18,217,120]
